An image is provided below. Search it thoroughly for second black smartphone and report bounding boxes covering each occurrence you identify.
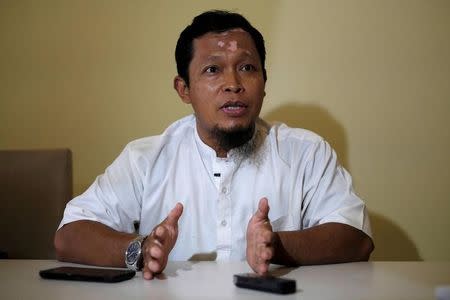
[233,273,297,294]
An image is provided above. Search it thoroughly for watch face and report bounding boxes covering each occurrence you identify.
[126,241,141,264]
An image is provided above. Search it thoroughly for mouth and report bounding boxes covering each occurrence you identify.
[220,101,248,109]
[220,101,248,117]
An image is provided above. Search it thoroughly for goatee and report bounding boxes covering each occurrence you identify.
[211,124,255,153]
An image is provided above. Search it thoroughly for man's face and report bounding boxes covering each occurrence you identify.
[175,29,266,150]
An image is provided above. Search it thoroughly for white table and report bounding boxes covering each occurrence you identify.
[1,260,449,299]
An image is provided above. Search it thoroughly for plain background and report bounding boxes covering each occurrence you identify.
[1,0,449,261]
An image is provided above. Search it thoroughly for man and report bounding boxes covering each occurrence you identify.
[55,10,374,280]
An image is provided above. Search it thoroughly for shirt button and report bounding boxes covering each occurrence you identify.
[221,220,227,226]
[221,187,227,194]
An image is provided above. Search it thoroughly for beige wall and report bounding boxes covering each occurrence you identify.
[1,0,449,261]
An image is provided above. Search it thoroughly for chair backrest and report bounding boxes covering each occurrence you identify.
[0,149,72,259]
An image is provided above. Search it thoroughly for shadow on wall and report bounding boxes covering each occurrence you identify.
[369,211,422,261]
[263,103,422,261]
[263,103,349,170]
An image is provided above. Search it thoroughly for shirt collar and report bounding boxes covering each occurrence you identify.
[193,122,218,159]
[193,117,269,161]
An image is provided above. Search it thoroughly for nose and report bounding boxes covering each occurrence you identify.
[223,70,244,93]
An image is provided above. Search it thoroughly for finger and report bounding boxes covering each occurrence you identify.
[147,257,162,273]
[142,254,155,280]
[149,242,164,259]
[257,229,274,245]
[143,240,168,275]
[256,248,270,275]
[145,242,163,273]
[153,226,167,243]
[152,225,171,247]
[253,197,270,222]
[258,262,269,275]
[261,246,274,261]
[148,246,170,275]
[254,251,270,275]
[145,231,166,260]
[142,240,158,280]
[142,234,164,279]
[166,202,184,225]
[143,269,154,280]
[256,243,270,262]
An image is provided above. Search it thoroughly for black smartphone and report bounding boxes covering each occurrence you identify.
[39,266,136,283]
[233,273,296,294]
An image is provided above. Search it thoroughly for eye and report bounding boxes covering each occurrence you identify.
[204,66,219,73]
[240,64,256,72]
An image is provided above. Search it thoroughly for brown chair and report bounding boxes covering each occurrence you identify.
[0,149,72,259]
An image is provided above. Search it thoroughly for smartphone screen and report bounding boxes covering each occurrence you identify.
[39,266,136,283]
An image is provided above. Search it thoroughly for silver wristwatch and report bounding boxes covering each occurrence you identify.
[125,235,146,271]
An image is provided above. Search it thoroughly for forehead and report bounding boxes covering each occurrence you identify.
[192,29,258,58]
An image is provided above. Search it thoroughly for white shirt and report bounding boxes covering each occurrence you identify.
[59,115,371,261]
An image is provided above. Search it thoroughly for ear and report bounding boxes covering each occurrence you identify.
[173,76,191,104]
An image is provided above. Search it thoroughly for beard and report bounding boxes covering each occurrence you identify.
[210,122,266,167]
[211,123,255,153]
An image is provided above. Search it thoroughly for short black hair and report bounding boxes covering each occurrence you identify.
[175,10,267,86]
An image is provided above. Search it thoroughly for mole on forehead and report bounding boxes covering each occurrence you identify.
[217,40,238,52]
[227,41,238,52]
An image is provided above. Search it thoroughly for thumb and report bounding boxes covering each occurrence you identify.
[253,197,270,221]
[166,202,184,225]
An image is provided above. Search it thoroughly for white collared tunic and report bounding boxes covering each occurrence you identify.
[59,115,371,261]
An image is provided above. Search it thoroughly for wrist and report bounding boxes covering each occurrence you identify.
[125,235,147,271]
[270,232,298,266]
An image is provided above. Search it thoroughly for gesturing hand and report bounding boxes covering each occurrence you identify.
[142,202,183,280]
[246,197,275,275]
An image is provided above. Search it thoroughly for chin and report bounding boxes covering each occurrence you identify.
[219,120,254,133]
